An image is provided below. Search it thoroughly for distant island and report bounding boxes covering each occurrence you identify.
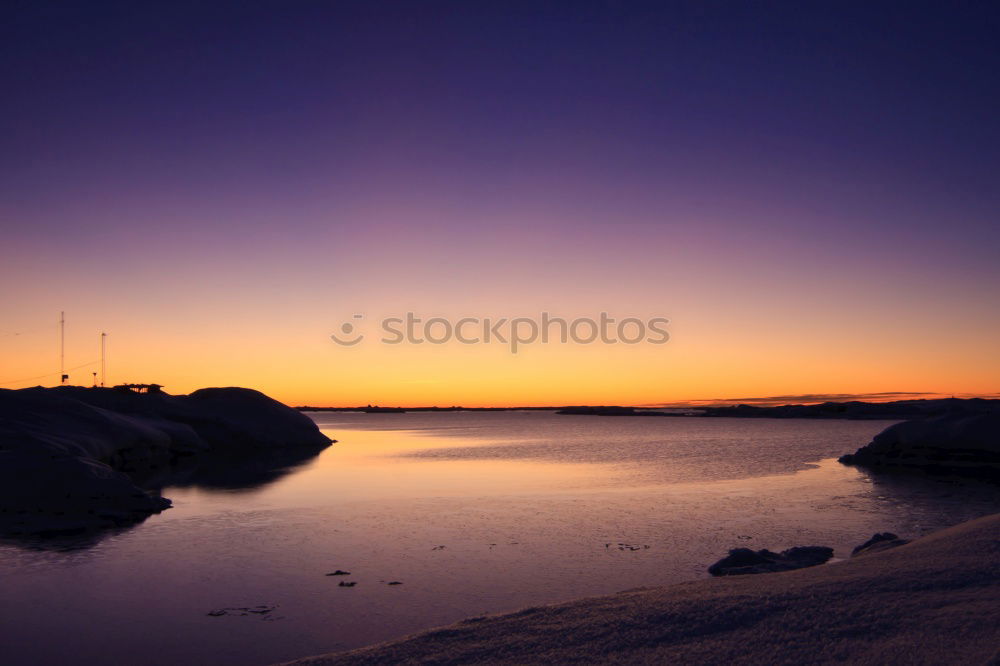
[556,406,697,416]
[690,397,999,419]
[567,398,1000,419]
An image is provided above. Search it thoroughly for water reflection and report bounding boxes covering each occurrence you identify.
[0,445,327,552]
[1,416,997,666]
[0,522,145,553]
[854,466,1000,535]
[138,445,328,494]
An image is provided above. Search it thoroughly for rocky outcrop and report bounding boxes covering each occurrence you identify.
[708,545,833,576]
[0,386,332,535]
[851,533,910,557]
[838,413,1000,480]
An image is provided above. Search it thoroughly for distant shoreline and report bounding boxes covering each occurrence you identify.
[298,397,999,420]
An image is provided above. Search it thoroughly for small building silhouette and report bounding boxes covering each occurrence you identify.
[114,383,163,394]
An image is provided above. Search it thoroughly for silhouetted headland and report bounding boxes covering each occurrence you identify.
[0,385,332,537]
[839,412,1000,481]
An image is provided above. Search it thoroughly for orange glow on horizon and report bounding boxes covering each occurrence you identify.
[2,305,997,408]
[2,216,997,407]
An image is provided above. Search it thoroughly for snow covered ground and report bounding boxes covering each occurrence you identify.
[283,512,1000,664]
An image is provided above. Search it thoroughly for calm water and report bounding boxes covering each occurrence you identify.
[2,413,998,665]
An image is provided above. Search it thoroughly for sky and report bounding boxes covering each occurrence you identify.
[1,1,998,406]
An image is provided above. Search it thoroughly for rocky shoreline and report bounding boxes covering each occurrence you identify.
[839,412,1000,480]
[279,513,1000,665]
[0,386,332,536]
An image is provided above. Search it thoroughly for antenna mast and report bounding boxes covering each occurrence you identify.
[101,332,107,387]
[60,311,67,385]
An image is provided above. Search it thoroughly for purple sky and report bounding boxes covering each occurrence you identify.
[2,2,998,404]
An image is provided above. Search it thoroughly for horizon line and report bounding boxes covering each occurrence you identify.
[294,391,1000,410]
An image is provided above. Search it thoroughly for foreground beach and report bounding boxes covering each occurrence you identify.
[284,512,1000,665]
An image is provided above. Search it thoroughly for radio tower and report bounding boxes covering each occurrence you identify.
[60,311,67,385]
[101,332,107,387]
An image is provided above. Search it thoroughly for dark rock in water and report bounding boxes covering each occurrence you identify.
[386,581,403,585]
[708,545,834,576]
[338,581,357,587]
[851,532,910,557]
[326,570,351,576]
[206,604,278,618]
[839,413,1000,480]
[0,386,332,537]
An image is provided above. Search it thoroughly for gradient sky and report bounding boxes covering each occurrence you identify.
[2,1,998,406]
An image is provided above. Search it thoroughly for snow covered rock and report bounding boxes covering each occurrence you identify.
[839,413,1000,480]
[851,532,910,557]
[708,545,833,576]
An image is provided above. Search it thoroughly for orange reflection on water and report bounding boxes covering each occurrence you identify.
[277,428,613,503]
